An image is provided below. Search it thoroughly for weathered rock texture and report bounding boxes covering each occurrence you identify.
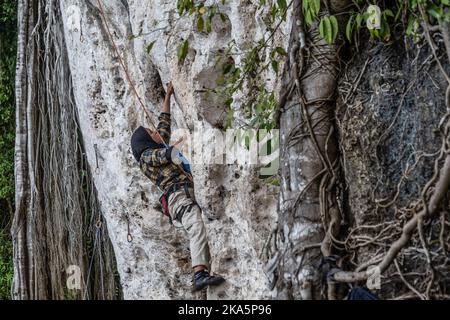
[336,35,450,298]
[14,0,450,300]
[60,0,281,299]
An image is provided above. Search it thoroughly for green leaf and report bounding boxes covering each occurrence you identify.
[188,1,195,13]
[312,0,321,16]
[346,15,354,42]
[305,9,313,27]
[442,0,450,6]
[384,9,394,18]
[274,46,287,56]
[256,104,262,116]
[146,40,156,54]
[356,13,363,28]
[319,17,327,40]
[265,176,280,186]
[302,0,308,12]
[277,0,287,11]
[220,13,227,22]
[206,16,212,33]
[197,16,204,32]
[234,68,241,79]
[406,16,415,36]
[216,74,225,85]
[177,0,184,15]
[271,4,278,22]
[222,63,233,74]
[329,15,338,43]
[444,10,450,22]
[427,4,442,20]
[320,17,334,44]
[371,28,380,39]
[381,15,391,41]
[271,60,279,74]
[177,40,189,63]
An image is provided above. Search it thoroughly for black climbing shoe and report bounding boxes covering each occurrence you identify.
[193,270,225,292]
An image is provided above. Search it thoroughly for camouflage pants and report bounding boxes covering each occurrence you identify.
[167,186,211,268]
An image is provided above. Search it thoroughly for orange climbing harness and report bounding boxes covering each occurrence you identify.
[96,0,193,183]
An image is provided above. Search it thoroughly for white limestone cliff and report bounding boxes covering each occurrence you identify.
[60,0,284,299]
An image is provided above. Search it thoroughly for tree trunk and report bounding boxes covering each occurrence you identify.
[12,0,120,300]
[273,0,348,299]
[12,0,31,300]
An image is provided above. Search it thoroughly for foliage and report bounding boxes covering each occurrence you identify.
[303,0,321,27]
[0,232,13,300]
[0,0,17,300]
[319,15,338,44]
[0,0,16,200]
[177,39,190,63]
[149,1,289,132]
[175,0,229,63]
[178,1,450,129]
[144,0,450,184]
[343,1,450,43]
[248,90,277,131]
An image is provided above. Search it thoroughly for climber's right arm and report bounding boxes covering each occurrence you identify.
[156,82,173,143]
[156,112,171,143]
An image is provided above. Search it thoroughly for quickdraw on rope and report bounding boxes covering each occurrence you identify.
[126,212,133,243]
[95,218,102,229]
[96,0,193,183]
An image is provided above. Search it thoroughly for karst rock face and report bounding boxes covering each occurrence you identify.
[60,0,283,299]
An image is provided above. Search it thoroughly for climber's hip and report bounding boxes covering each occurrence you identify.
[166,183,198,226]
[159,181,193,218]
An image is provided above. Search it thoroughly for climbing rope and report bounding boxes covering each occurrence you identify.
[83,218,103,300]
[95,219,106,300]
[96,0,157,131]
[96,0,193,183]
[98,239,106,300]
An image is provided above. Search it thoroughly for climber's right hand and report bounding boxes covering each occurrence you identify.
[166,81,174,96]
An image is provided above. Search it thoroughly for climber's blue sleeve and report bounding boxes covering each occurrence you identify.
[178,151,192,175]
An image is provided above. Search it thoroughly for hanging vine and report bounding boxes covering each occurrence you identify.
[12,0,120,300]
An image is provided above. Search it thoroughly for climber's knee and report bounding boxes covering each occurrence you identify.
[180,203,203,227]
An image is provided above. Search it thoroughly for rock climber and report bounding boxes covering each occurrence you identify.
[130,81,225,292]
